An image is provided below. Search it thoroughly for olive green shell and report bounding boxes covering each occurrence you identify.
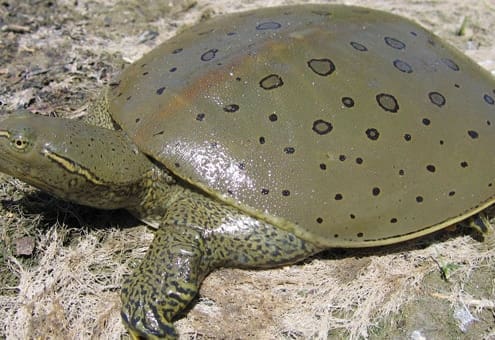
[107,5,495,248]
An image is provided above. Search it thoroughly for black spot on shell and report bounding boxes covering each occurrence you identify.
[126,96,132,101]
[227,32,237,36]
[357,232,364,238]
[365,128,380,141]
[142,71,149,76]
[259,137,266,144]
[441,58,460,71]
[384,36,406,50]
[448,191,456,196]
[426,164,436,173]
[334,193,343,200]
[390,218,398,224]
[410,31,418,37]
[376,93,399,113]
[339,155,346,161]
[174,162,180,167]
[356,157,363,164]
[284,147,295,154]
[350,41,368,51]
[312,119,333,135]
[416,196,423,203]
[261,188,269,195]
[460,161,468,168]
[429,91,446,107]
[404,134,412,141]
[422,118,431,126]
[156,86,166,95]
[350,214,356,219]
[196,113,205,121]
[135,118,140,123]
[484,94,495,105]
[269,114,278,122]
[169,67,177,72]
[372,187,380,196]
[399,169,405,176]
[342,97,355,108]
[259,74,284,90]
[238,162,246,170]
[468,130,479,139]
[282,190,290,196]
[172,48,183,54]
[316,217,323,224]
[256,21,282,30]
[307,58,336,76]
[393,59,413,73]
[319,163,327,170]
[223,104,239,112]
[152,130,164,136]
[201,48,218,61]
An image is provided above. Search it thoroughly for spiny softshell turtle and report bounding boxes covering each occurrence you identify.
[1,4,494,338]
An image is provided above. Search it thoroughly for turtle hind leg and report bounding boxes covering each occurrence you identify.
[464,212,494,244]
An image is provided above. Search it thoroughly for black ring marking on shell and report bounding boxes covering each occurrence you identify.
[404,133,412,141]
[350,41,368,52]
[372,187,380,196]
[307,58,336,76]
[468,130,479,139]
[426,164,436,173]
[269,114,278,122]
[201,48,219,61]
[365,128,380,141]
[384,36,406,50]
[441,58,460,71]
[484,94,495,105]
[339,155,346,161]
[356,157,363,164]
[223,104,239,112]
[284,147,295,154]
[196,113,205,121]
[259,74,284,90]
[156,86,166,95]
[376,93,399,112]
[416,196,423,203]
[316,217,323,224]
[256,21,282,30]
[428,91,446,107]
[342,97,355,108]
[393,59,413,73]
[312,119,333,135]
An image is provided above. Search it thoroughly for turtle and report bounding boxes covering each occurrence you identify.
[0,3,494,338]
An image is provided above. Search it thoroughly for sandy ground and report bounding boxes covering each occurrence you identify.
[0,0,494,339]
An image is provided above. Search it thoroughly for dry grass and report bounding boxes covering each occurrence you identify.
[0,0,494,339]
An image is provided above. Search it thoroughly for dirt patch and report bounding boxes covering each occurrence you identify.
[0,0,494,339]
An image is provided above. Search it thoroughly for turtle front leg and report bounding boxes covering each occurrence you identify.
[121,223,206,339]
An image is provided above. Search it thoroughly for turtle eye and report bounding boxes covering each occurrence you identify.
[10,133,31,152]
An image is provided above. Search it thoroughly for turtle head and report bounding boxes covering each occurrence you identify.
[0,111,153,210]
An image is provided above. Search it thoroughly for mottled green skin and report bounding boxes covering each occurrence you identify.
[0,3,494,339]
